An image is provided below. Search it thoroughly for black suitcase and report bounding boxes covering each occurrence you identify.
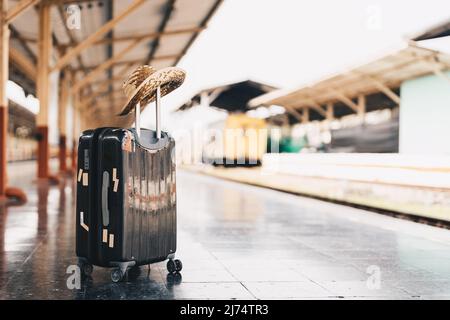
[75,66,185,282]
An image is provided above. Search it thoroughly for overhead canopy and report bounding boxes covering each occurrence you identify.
[249,44,450,123]
[177,80,276,113]
[413,19,450,41]
[8,0,223,126]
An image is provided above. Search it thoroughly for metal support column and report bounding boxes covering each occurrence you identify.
[301,108,309,124]
[0,0,9,199]
[357,94,366,123]
[156,86,161,139]
[326,102,334,121]
[0,0,26,203]
[72,89,79,171]
[58,71,69,173]
[135,102,141,138]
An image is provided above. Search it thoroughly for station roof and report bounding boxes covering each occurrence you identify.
[177,80,276,113]
[413,20,450,41]
[8,0,223,126]
[248,44,450,122]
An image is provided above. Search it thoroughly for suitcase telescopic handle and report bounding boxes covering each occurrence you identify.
[135,86,162,140]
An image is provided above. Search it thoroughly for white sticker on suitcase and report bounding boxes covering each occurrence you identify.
[102,229,108,243]
[77,169,83,182]
[109,234,114,248]
[82,172,88,186]
[80,212,89,232]
[112,168,119,192]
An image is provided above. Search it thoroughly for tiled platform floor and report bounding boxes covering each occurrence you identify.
[1,161,450,299]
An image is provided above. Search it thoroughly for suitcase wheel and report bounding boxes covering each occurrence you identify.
[167,259,182,274]
[111,268,125,283]
[78,261,93,277]
[174,259,183,272]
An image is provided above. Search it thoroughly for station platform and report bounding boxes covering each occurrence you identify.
[186,153,450,223]
[1,160,450,299]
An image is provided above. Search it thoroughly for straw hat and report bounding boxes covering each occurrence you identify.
[119,65,186,116]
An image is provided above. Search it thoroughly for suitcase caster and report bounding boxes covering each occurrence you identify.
[111,268,124,283]
[82,263,93,277]
[78,259,93,277]
[110,261,136,282]
[167,259,182,274]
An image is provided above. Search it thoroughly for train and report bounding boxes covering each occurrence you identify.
[202,114,267,167]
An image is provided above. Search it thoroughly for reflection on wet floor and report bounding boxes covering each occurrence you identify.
[1,161,450,299]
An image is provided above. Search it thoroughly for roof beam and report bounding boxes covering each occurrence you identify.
[306,100,327,117]
[9,25,36,64]
[72,55,180,73]
[284,106,303,123]
[57,5,85,71]
[11,32,36,43]
[431,65,450,85]
[9,46,37,79]
[90,76,123,86]
[145,0,176,65]
[81,87,124,109]
[72,60,142,72]
[90,89,123,101]
[301,108,309,124]
[94,100,127,111]
[71,37,145,94]
[352,72,401,104]
[370,78,401,104]
[80,62,138,110]
[329,89,359,112]
[208,87,225,103]
[56,3,95,96]
[48,0,98,4]
[423,56,450,86]
[286,97,327,118]
[175,0,223,65]
[326,102,334,120]
[88,96,127,111]
[93,27,203,46]
[357,94,366,119]
[6,0,39,24]
[52,0,146,72]
[73,52,180,96]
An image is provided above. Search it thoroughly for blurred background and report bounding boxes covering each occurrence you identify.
[4,0,450,222]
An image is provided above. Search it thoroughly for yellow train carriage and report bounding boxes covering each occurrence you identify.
[203,114,267,167]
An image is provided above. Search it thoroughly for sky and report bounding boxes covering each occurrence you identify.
[139,0,450,131]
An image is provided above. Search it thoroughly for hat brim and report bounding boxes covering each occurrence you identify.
[118,67,186,116]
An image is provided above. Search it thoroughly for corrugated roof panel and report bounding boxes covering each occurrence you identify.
[11,8,38,38]
[249,45,450,112]
[78,4,108,68]
[113,0,167,36]
[6,0,223,126]
[166,0,217,29]
[153,33,192,57]
[51,6,70,45]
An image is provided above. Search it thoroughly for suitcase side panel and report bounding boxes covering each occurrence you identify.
[75,130,94,259]
[76,128,109,262]
[169,139,177,254]
[124,129,177,265]
[95,128,128,265]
